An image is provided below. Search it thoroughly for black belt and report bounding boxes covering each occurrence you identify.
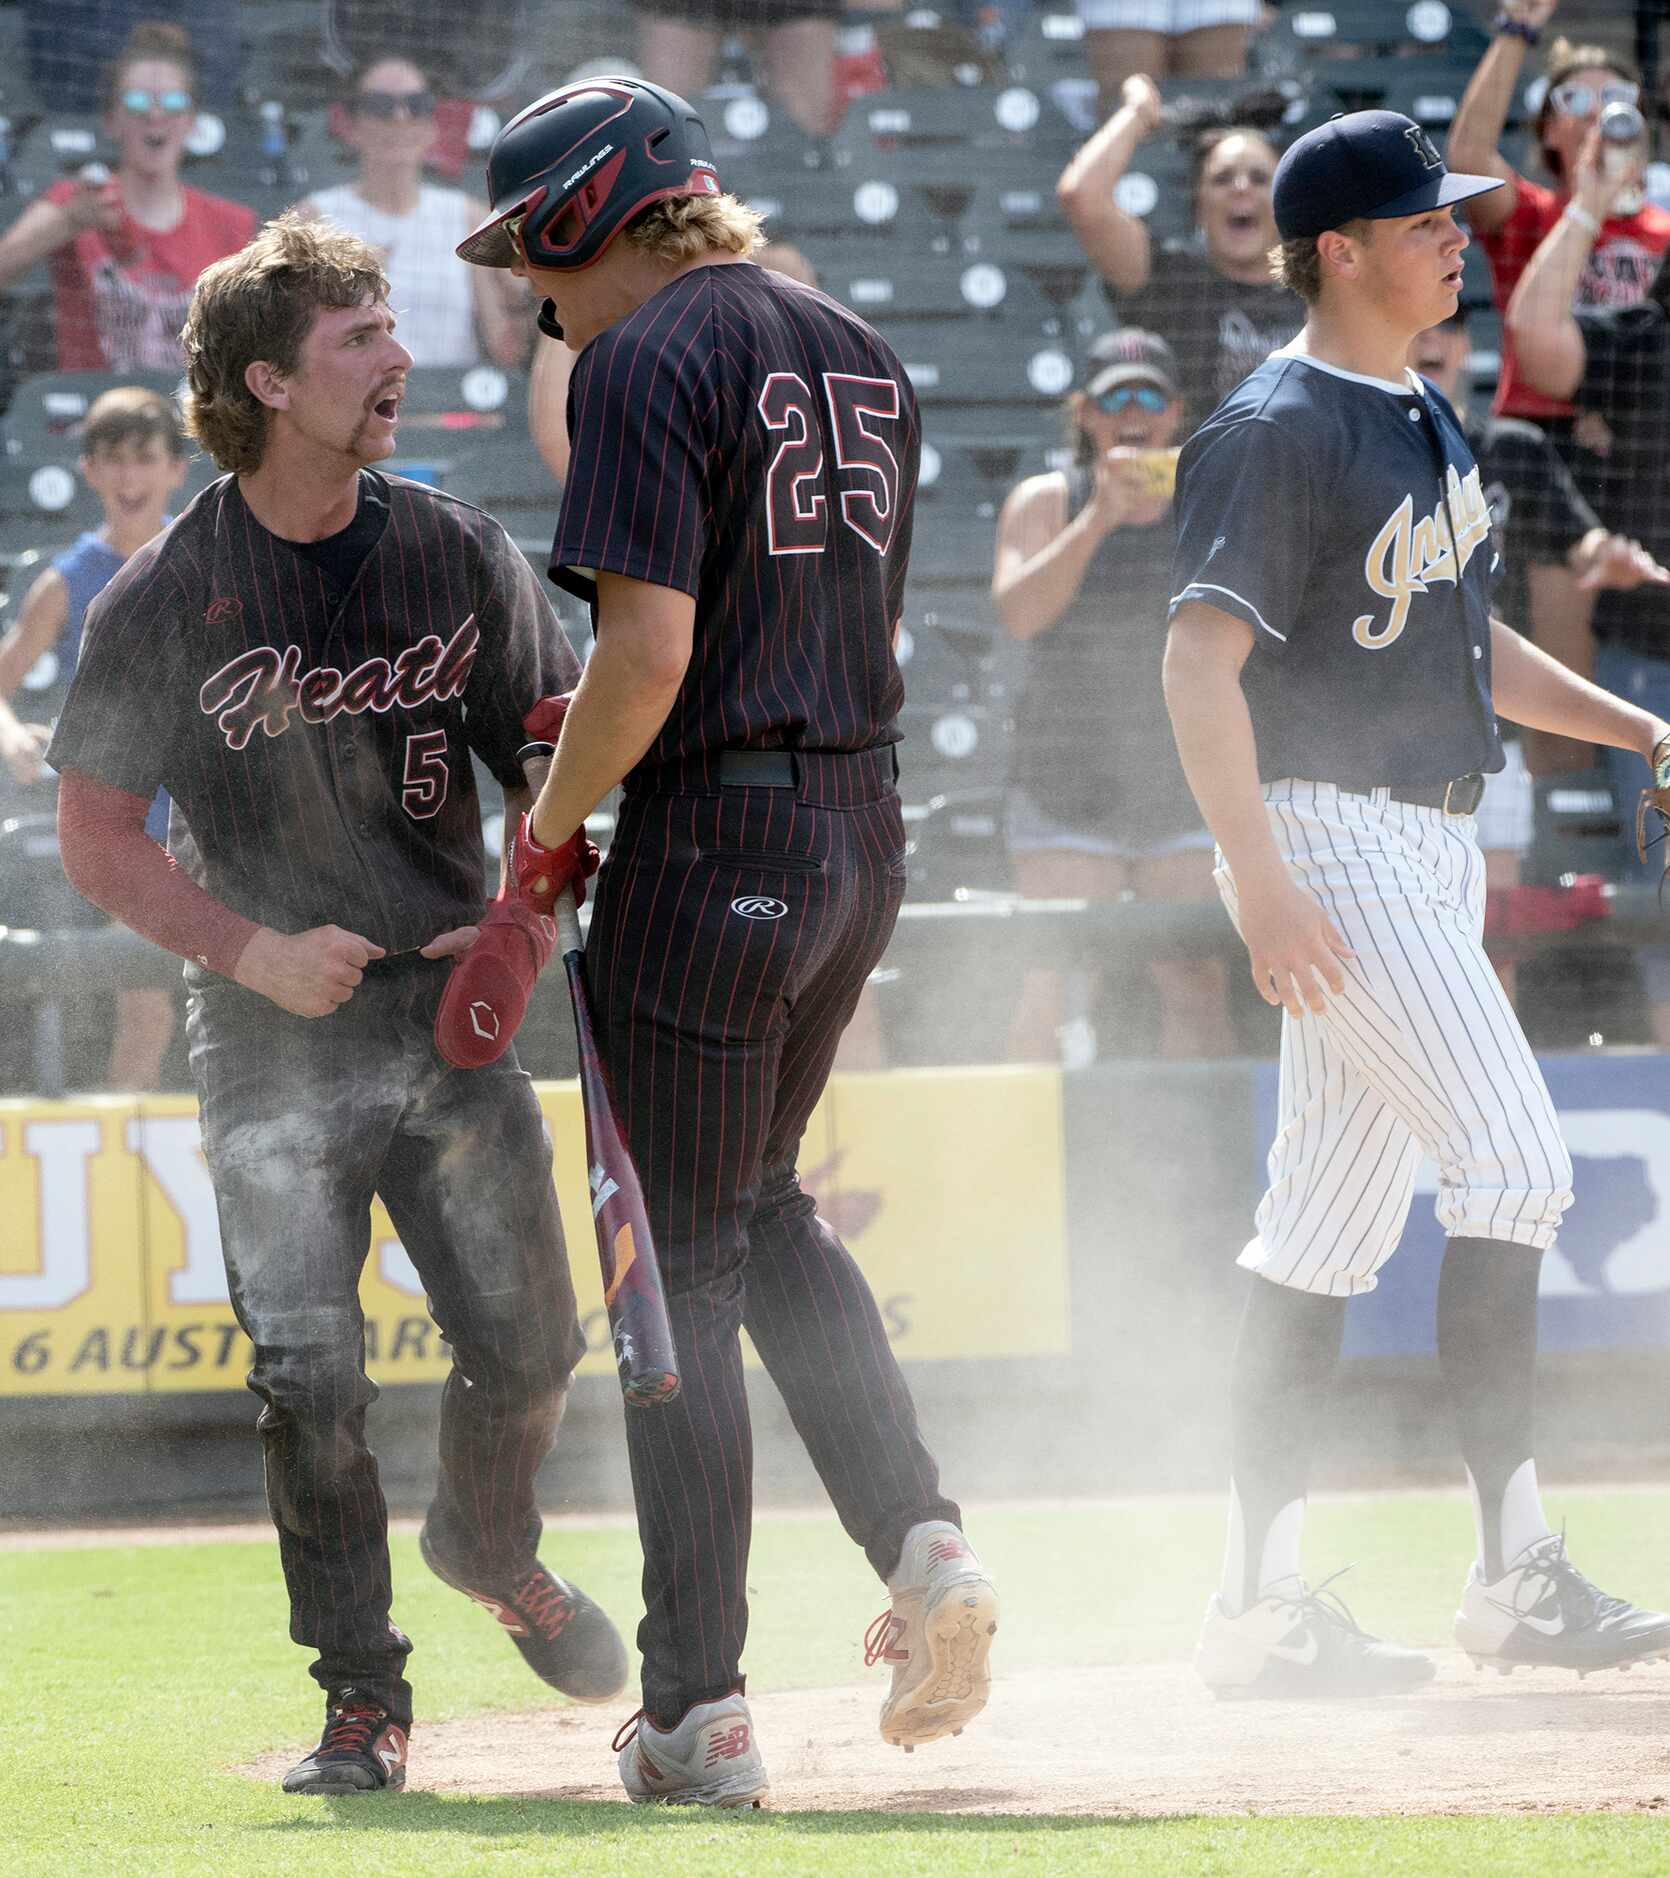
[633,745,899,804]
[718,750,797,787]
[1338,773,1485,816]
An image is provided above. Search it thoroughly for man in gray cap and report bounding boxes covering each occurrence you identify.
[1163,111,1670,1696]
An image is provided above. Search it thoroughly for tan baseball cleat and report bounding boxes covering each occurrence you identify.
[868,1520,999,1751]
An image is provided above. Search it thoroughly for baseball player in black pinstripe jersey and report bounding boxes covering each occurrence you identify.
[459,79,999,1804]
[1165,113,1670,1698]
[47,216,628,1794]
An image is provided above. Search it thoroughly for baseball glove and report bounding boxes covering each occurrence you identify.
[1637,735,1670,879]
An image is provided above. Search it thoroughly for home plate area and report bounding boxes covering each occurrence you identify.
[248,1656,1670,1816]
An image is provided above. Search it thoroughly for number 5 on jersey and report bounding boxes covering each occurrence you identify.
[758,371,901,558]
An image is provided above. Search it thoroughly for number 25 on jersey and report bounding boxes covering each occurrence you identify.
[758,371,901,558]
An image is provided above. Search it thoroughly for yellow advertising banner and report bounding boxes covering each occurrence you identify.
[0,1067,1068,1398]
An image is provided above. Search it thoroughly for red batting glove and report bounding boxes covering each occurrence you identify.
[507,811,600,915]
[522,693,573,746]
[433,894,557,1069]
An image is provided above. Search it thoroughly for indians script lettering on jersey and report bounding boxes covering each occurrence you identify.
[1169,352,1505,789]
[1354,463,1492,650]
[199,615,479,748]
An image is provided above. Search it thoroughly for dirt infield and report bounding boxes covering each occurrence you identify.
[244,1655,1670,1817]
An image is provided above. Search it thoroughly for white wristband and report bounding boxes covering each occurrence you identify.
[1562,202,1601,235]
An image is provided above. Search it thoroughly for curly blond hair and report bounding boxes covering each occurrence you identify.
[181,212,388,475]
[623,192,765,266]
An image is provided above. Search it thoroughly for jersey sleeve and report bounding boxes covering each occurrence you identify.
[547,311,714,604]
[464,523,584,786]
[46,546,185,796]
[1576,303,1670,427]
[1168,416,1312,650]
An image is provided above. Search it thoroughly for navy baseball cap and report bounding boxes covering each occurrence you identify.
[1272,110,1502,240]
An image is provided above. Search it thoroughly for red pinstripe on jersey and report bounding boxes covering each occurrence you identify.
[552,263,959,1730]
[550,262,918,765]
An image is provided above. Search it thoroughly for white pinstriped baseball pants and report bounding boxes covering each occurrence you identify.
[1217,781,1574,1298]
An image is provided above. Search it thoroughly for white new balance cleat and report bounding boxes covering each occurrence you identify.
[1195,1573,1435,1699]
[868,1520,999,1751]
[614,1695,769,1808]
[1454,1532,1670,1678]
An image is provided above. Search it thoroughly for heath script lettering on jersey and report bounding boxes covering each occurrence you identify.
[1353,463,1491,650]
[197,615,479,749]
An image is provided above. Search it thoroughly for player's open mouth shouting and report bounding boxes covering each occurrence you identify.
[369,377,403,431]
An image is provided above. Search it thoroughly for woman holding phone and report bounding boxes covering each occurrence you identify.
[0,20,255,370]
[992,328,1232,1063]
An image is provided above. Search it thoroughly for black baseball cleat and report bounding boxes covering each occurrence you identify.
[420,1523,629,1702]
[1195,1571,1436,1698]
[1455,1532,1670,1676]
[281,1695,408,1794]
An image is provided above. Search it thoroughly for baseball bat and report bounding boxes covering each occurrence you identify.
[552,892,681,1406]
[517,743,679,1407]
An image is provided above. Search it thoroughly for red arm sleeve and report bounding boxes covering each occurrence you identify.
[57,769,261,980]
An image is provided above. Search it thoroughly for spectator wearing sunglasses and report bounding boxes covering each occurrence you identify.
[0,21,255,371]
[1058,82,1301,429]
[1448,8,1670,769]
[1450,8,1670,424]
[1508,128,1670,905]
[992,329,1232,1064]
[300,57,528,369]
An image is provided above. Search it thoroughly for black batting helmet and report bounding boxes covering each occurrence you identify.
[457,77,721,271]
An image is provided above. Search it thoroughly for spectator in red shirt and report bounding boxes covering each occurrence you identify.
[1449,8,1670,422]
[0,21,256,371]
[1447,5,1669,766]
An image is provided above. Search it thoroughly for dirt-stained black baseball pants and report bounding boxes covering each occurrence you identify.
[187,955,586,1725]
[586,747,961,1729]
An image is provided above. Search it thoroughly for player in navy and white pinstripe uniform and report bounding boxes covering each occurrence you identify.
[458,78,998,1803]
[1165,112,1670,1697]
[47,215,627,1794]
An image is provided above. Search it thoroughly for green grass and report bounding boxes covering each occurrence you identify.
[7,1490,1670,1876]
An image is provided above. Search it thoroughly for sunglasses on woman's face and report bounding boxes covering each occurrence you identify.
[1549,78,1639,118]
[120,87,193,116]
[353,89,437,120]
[1093,384,1168,414]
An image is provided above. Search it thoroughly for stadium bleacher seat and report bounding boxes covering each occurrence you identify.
[895,315,1078,414]
[920,429,1027,497]
[850,84,1073,157]
[733,166,949,247]
[904,492,1004,589]
[1319,53,1482,122]
[963,226,1093,314]
[1006,8,1093,86]
[1273,1,1488,62]
[814,245,1059,337]
[11,115,102,203]
[3,369,184,451]
[702,87,839,181]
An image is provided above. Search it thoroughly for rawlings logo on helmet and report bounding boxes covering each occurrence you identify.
[560,142,616,194]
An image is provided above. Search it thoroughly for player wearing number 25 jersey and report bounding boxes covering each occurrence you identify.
[48,215,628,1792]
[458,77,998,1802]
